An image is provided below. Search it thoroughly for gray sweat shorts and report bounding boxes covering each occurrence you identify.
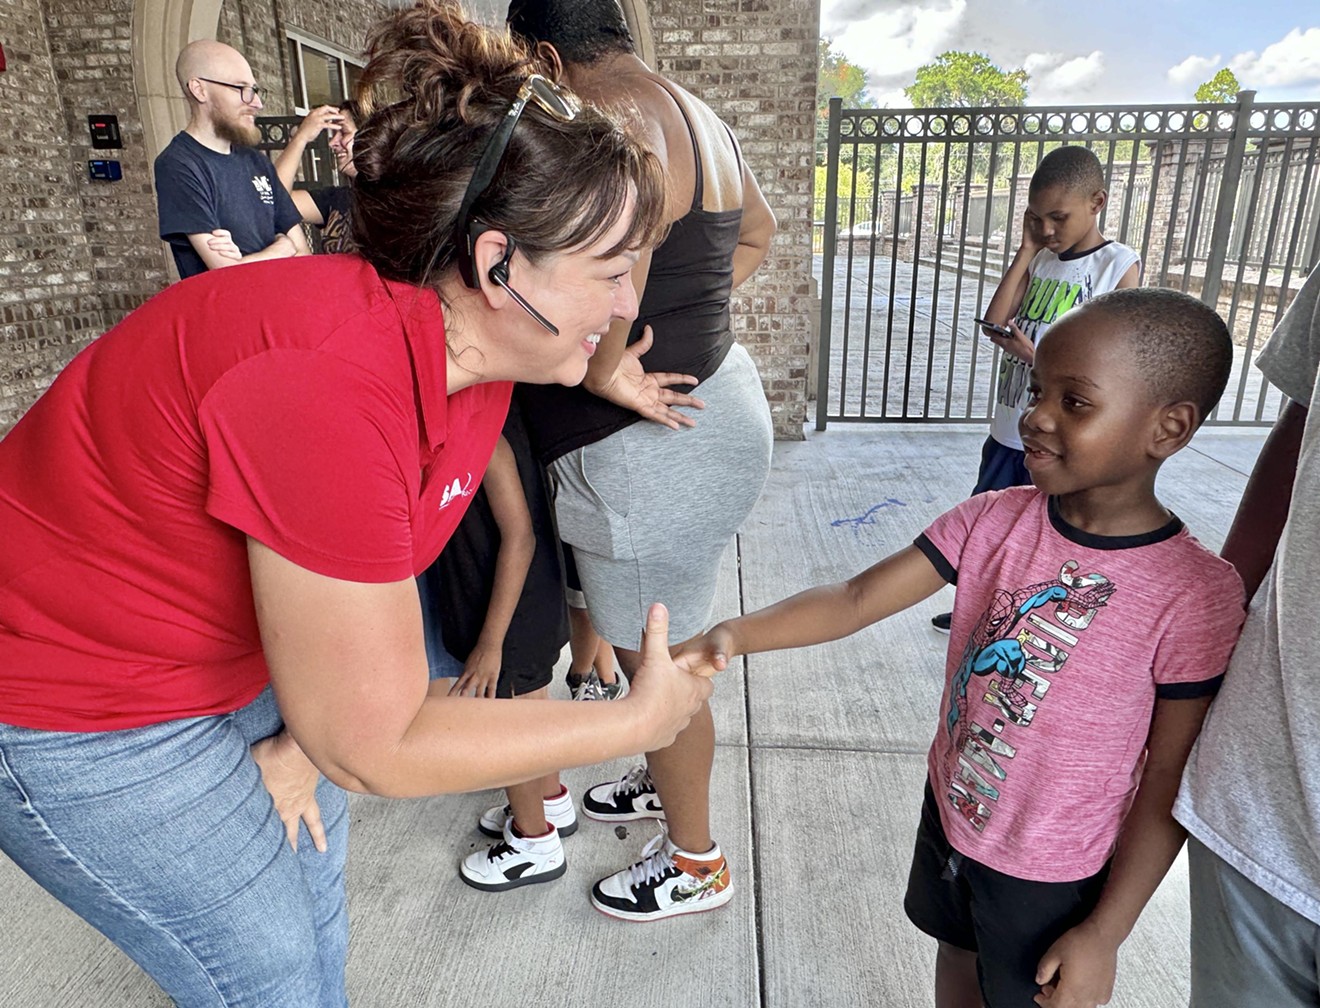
[550,342,773,650]
[1188,837,1320,1007]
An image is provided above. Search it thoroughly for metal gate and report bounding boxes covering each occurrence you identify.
[815,93,1320,428]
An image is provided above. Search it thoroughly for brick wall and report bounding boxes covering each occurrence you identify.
[218,0,389,116]
[0,0,385,435]
[1,0,818,439]
[648,0,817,439]
[0,0,135,431]
[45,0,169,312]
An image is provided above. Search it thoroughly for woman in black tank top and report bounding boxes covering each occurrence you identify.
[509,0,778,924]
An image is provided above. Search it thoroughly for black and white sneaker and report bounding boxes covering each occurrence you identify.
[477,785,578,839]
[582,763,666,822]
[931,611,952,634]
[591,831,733,922]
[571,670,629,702]
[459,820,566,892]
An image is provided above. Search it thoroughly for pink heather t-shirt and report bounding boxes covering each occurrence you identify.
[916,487,1244,883]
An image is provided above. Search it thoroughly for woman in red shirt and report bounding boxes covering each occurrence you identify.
[0,3,706,1004]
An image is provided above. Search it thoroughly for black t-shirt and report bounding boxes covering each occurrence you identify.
[422,400,568,678]
[154,132,302,279]
[309,186,353,254]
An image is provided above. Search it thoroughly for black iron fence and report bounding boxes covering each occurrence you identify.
[815,92,1320,428]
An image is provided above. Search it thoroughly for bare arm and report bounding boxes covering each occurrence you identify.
[678,545,947,674]
[1033,696,1213,1007]
[186,231,300,271]
[976,213,1043,363]
[982,210,1043,327]
[1221,398,1306,601]
[289,190,322,226]
[284,223,312,257]
[247,539,710,798]
[272,105,343,226]
[731,158,776,289]
[447,437,534,698]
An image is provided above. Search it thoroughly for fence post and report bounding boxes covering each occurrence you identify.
[1200,90,1256,310]
[815,97,843,431]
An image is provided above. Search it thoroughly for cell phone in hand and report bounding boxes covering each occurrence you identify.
[974,317,1013,337]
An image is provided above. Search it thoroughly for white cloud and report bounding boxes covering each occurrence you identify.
[821,0,957,39]
[825,0,968,97]
[1232,27,1320,88]
[1022,50,1106,102]
[1167,53,1223,90]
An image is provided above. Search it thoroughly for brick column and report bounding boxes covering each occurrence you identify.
[649,0,817,439]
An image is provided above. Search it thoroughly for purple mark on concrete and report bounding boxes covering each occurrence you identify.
[831,498,907,530]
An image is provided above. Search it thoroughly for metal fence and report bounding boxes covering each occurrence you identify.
[255,116,342,252]
[815,93,1320,428]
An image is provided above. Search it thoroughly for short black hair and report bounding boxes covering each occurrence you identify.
[506,0,634,65]
[1030,145,1105,198]
[1082,287,1233,423]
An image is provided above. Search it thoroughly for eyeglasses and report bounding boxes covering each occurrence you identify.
[196,77,262,105]
[453,74,580,291]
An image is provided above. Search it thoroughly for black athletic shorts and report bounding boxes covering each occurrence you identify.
[903,780,1110,1007]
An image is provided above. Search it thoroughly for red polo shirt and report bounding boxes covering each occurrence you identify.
[0,256,511,730]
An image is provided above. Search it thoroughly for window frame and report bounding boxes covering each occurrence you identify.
[286,30,364,116]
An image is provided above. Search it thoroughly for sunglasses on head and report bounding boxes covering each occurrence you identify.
[452,74,580,297]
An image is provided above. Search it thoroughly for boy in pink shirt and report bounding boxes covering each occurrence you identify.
[679,287,1245,1008]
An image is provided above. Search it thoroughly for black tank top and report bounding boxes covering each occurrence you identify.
[518,90,744,464]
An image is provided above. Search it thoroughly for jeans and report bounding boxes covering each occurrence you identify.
[416,571,465,680]
[0,687,348,1007]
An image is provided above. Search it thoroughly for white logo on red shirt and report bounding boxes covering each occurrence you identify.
[439,473,474,510]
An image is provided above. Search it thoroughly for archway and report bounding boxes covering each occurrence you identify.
[131,0,221,164]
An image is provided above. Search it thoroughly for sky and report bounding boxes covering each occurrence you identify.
[821,0,1320,107]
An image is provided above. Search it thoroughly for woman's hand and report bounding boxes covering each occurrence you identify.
[586,326,705,430]
[293,105,345,146]
[250,731,327,853]
[448,643,502,698]
[625,604,714,750]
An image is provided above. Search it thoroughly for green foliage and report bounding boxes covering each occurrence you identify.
[903,51,1029,108]
[1195,68,1241,103]
[817,38,871,161]
[815,162,875,225]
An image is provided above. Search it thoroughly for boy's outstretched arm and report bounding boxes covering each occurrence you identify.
[677,545,946,674]
[1032,695,1213,1008]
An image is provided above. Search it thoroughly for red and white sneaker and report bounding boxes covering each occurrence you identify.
[478,785,578,838]
[590,830,733,921]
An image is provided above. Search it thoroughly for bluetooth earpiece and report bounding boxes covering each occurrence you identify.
[484,236,559,336]
[488,240,514,287]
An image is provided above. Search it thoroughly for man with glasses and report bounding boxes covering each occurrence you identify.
[154,40,308,279]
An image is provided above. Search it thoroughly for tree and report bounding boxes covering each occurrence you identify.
[817,38,871,161]
[903,51,1029,108]
[1195,67,1242,103]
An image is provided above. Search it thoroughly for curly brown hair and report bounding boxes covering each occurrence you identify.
[349,0,666,288]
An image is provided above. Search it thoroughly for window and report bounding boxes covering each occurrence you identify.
[286,32,364,114]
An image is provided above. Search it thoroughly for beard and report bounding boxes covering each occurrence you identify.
[215,115,261,148]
